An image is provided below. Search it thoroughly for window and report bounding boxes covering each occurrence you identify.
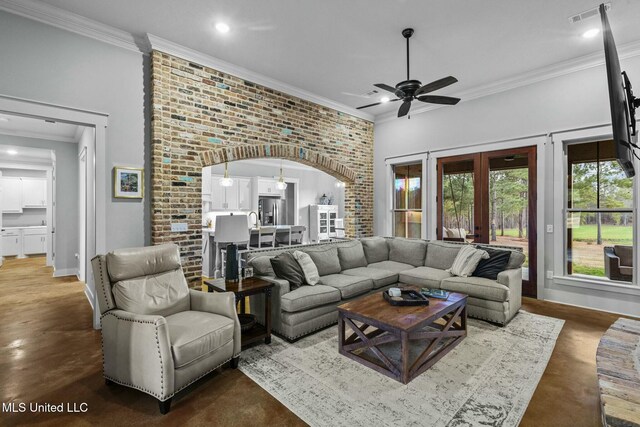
[566,140,634,283]
[393,163,422,238]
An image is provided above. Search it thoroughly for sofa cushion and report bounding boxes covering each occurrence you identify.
[337,241,367,270]
[440,276,510,302]
[248,255,275,276]
[368,260,415,274]
[398,267,452,289]
[425,241,463,270]
[319,274,373,299]
[448,245,489,277]
[303,246,342,276]
[341,267,398,289]
[165,311,235,368]
[280,285,341,313]
[360,237,389,264]
[112,269,190,317]
[473,247,511,280]
[270,252,306,289]
[292,251,320,285]
[506,250,526,270]
[388,238,427,267]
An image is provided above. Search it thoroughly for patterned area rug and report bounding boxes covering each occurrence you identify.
[239,311,564,427]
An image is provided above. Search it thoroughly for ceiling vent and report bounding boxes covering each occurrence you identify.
[568,3,610,24]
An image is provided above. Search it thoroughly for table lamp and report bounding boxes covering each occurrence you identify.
[215,214,250,282]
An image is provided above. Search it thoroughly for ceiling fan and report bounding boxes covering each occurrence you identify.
[357,28,461,117]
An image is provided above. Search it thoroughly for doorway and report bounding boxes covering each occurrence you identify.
[436,146,537,297]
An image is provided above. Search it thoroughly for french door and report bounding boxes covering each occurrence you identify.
[436,146,537,297]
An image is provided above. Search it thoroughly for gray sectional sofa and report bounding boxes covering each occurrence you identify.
[246,237,524,341]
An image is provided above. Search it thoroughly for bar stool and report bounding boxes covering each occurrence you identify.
[249,226,277,249]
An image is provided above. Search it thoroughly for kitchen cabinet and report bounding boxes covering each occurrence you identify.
[22,178,47,208]
[258,178,285,197]
[309,205,339,242]
[1,231,21,256]
[238,178,252,210]
[1,177,23,213]
[224,179,239,210]
[23,228,47,254]
[202,170,212,202]
[209,178,226,210]
[1,227,47,258]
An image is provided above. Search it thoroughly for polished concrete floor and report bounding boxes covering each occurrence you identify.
[0,257,630,426]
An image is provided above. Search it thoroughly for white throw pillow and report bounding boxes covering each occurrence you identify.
[447,245,489,277]
[292,251,320,286]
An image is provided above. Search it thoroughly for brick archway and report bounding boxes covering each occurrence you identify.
[200,144,357,183]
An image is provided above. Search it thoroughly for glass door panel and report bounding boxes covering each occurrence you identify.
[393,163,423,238]
[437,156,480,242]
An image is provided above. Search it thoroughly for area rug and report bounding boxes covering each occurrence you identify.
[239,311,564,427]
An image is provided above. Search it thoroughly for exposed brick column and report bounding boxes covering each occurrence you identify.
[150,50,374,279]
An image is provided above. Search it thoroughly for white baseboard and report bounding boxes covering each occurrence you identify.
[53,268,79,277]
[84,283,94,310]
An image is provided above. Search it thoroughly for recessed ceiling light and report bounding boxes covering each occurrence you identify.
[380,96,390,103]
[7,149,18,155]
[215,22,230,34]
[0,117,9,122]
[582,28,600,39]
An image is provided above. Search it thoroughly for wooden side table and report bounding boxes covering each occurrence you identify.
[204,277,274,347]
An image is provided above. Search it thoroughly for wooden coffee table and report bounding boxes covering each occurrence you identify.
[204,277,274,347]
[338,287,467,384]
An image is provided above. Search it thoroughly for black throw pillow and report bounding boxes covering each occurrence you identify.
[270,252,306,289]
[472,247,511,280]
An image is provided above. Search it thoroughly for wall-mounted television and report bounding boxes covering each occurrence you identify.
[600,3,639,178]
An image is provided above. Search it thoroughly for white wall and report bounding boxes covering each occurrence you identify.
[208,159,345,242]
[0,11,147,252]
[0,135,79,274]
[374,53,640,316]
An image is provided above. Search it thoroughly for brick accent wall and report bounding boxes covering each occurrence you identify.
[151,50,374,278]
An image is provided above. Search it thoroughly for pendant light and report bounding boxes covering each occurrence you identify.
[219,162,233,187]
[275,160,287,190]
[335,180,345,188]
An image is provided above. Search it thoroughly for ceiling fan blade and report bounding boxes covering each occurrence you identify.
[415,76,458,96]
[397,100,412,117]
[356,98,400,110]
[374,83,405,98]
[417,95,461,105]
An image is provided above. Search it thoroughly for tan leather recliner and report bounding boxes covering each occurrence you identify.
[91,243,241,414]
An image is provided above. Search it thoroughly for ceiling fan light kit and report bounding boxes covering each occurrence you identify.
[357,28,461,118]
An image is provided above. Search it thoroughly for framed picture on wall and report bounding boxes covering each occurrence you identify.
[113,166,144,199]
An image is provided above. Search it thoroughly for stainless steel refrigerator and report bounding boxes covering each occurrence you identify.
[259,197,287,226]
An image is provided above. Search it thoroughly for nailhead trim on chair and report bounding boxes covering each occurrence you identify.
[93,255,113,314]
[100,311,167,398]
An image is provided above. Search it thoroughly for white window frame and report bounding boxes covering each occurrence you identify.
[551,126,639,290]
[385,154,428,239]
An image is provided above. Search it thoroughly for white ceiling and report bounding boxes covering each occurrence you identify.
[0,113,82,143]
[33,0,640,118]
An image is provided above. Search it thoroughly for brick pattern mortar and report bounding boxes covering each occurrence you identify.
[150,50,374,279]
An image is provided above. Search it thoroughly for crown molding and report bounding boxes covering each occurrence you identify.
[146,34,374,122]
[376,38,640,124]
[0,0,144,54]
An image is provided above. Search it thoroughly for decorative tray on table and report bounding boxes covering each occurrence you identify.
[383,289,430,306]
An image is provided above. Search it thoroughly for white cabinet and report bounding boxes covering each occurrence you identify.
[202,170,212,202]
[22,178,47,208]
[238,178,252,210]
[257,179,285,197]
[1,177,23,213]
[1,227,47,257]
[309,205,339,242]
[209,179,226,210]
[224,180,239,210]
[23,229,47,254]
[2,231,21,256]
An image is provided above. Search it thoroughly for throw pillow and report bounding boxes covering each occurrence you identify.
[292,251,320,286]
[447,245,489,277]
[472,247,511,280]
[337,242,367,270]
[270,252,306,289]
